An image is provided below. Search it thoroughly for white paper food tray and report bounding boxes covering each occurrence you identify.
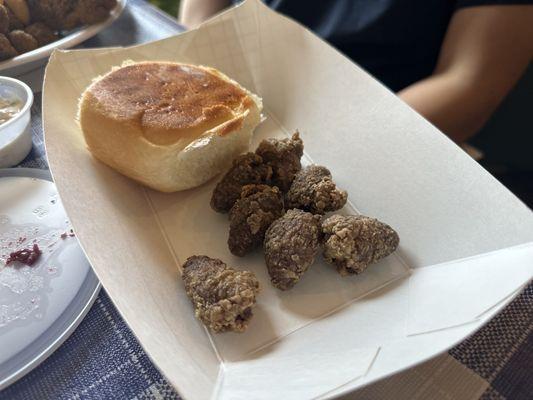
[42,1,533,398]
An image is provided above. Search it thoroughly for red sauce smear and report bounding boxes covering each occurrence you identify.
[6,244,42,266]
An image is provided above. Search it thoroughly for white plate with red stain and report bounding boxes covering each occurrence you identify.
[0,168,100,389]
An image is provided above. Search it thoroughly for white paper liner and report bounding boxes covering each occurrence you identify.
[147,113,410,364]
[42,0,533,398]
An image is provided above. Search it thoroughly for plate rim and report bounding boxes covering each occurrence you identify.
[0,167,101,391]
[0,0,127,72]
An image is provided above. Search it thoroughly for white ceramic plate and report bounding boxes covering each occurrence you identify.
[0,168,100,390]
[0,0,127,77]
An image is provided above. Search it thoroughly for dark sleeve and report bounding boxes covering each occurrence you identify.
[456,0,533,9]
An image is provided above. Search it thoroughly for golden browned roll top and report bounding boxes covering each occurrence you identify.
[79,61,263,192]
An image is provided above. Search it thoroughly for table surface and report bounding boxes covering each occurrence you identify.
[1,1,532,399]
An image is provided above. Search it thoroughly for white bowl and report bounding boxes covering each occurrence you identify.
[0,77,34,168]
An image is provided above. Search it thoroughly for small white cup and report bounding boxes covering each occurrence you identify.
[0,77,34,168]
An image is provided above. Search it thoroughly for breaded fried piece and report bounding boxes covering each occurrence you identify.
[182,255,260,333]
[5,0,30,25]
[9,30,38,53]
[25,22,58,46]
[286,165,347,214]
[0,33,17,60]
[321,214,399,276]
[28,0,72,30]
[6,5,24,30]
[29,0,116,31]
[63,0,117,30]
[264,209,321,290]
[0,5,9,35]
[211,153,273,213]
[255,132,303,192]
[228,184,284,257]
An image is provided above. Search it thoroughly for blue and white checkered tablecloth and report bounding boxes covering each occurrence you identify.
[1,2,532,399]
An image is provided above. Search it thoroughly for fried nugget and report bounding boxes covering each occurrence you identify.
[5,0,30,26]
[286,165,347,214]
[321,214,399,276]
[182,255,260,333]
[63,0,117,30]
[255,132,304,192]
[264,209,321,290]
[8,30,37,53]
[0,5,9,35]
[27,0,72,30]
[228,185,284,257]
[0,33,17,60]
[211,153,273,213]
[29,0,116,31]
[25,22,57,46]
[5,4,24,30]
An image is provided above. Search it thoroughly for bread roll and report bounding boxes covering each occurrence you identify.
[78,61,262,192]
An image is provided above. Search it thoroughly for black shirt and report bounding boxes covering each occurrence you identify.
[251,0,532,91]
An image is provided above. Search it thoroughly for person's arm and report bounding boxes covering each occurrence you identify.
[398,5,533,143]
[179,0,231,29]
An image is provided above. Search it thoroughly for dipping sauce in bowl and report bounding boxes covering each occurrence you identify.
[0,95,23,125]
[0,77,33,168]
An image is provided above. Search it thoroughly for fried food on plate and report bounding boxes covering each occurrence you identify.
[27,0,71,30]
[255,132,304,192]
[228,184,284,257]
[5,4,23,30]
[29,0,117,30]
[5,0,29,25]
[211,153,272,213]
[182,255,260,333]
[287,165,347,214]
[321,214,399,276]
[264,209,321,290]
[0,5,9,34]
[63,0,117,30]
[0,32,17,60]
[8,29,37,53]
[25,22,58,46]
